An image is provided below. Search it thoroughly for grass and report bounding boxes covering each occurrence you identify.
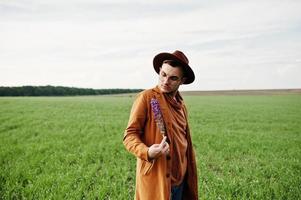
[186,95,301,199]
[0,95,300,199]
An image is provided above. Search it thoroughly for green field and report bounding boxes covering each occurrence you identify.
[0,94,300,199]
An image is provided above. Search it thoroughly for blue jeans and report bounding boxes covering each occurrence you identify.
[171,182,184,200]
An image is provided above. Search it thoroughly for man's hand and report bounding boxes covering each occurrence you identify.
[147,136,170,160]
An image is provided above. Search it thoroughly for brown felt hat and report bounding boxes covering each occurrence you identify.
[153,50,195,84]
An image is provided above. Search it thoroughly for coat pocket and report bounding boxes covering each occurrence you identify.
[140,160,155,175]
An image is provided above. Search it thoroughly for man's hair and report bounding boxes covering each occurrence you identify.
[162,60,187,77]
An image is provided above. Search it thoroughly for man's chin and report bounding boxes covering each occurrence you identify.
[159,86,169,93]
[160,88,176,95]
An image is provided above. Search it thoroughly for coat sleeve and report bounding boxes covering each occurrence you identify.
[123,92,150,162]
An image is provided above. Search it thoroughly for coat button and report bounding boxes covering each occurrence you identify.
[166,173,170,178]
[166,155,171,160]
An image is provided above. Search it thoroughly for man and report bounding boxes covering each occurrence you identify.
[123,50,198,200]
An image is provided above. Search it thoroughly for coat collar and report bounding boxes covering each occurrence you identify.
[152,85,162,94]
[152,85,183,107]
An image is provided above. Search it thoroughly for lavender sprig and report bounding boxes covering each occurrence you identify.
[150,98,166,135]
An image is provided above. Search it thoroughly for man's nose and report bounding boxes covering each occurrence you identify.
[163,77,169,84]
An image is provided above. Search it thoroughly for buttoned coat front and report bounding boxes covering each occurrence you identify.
[123,87,198,200]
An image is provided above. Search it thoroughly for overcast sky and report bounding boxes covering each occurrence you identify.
[1,0,300,91]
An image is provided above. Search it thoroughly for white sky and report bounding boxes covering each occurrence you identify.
[1,0,301,90]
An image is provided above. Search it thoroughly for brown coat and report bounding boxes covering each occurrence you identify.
[123,86,198,200]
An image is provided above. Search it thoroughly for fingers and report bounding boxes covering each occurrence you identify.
[161,142,170,155]
[148,136,170,159]
[159,136,170,155]
[148,144,160,159]
[159,136,167,148]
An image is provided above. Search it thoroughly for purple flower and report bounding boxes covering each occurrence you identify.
[150,98,166,135]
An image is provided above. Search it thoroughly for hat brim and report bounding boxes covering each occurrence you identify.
[153,52,195,84]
